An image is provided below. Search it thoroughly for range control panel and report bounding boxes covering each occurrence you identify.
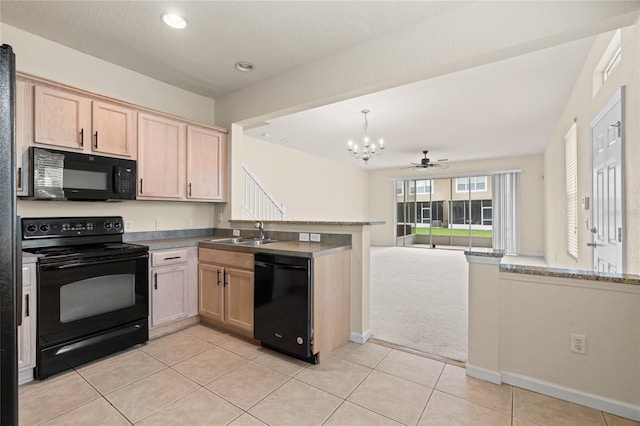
[22,217,124,239]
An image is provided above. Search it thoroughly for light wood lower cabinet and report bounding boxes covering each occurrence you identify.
[149,247,198,329]
[198,248,254,338]
[18,261,37,385]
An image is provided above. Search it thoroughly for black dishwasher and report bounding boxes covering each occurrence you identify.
[254,253,317,363]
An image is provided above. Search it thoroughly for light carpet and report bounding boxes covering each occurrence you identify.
[370,246,468,362]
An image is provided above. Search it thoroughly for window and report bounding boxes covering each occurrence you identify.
[456,176,487,193]
[416,201,443,224]
[593,29,621,96]
[604,46,621,82]
[396,181,404,196]
[416,179,433,194]
[451,200,492,225]
[565,123,578,258]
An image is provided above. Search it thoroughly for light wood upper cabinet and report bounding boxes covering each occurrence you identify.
[33,84,136,158]
[137,113,186,200]
[34,85,91,150]
[186,125,226,201]
[92,101,136,157]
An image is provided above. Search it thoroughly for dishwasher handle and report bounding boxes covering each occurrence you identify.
[255,260,308,270]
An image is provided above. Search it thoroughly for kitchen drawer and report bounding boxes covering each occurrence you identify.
[198,248,254,271]
[151,248,189,267]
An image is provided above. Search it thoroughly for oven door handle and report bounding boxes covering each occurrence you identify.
[43,254,148,270]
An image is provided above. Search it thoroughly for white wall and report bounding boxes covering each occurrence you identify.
[2,24,215,124]
[235,135,369,221]
[2,24,218,232]
[545,23,640,273]
[368,155,544,255]
[500,274,640,412]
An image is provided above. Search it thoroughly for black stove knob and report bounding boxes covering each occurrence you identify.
[26,224,37,233]
[104,222,112,230]
[113,222,121,229]
[39,224,50,233]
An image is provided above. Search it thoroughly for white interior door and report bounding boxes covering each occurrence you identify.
[590,87,624,273]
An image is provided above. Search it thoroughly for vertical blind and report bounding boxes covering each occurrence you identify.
[492,172,520,254]
[565,123,578,258]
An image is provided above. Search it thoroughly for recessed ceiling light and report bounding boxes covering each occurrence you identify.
[235,62,255,72]
[162,13,187,29]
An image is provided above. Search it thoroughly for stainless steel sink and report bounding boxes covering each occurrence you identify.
[236,239,278,246]
[206,237,277,246]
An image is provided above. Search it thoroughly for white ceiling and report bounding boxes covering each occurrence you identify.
[0,1,601,169]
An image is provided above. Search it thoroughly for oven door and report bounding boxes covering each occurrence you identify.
[37,252,148,347]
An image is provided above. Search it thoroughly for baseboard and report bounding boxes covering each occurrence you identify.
[18,368,34,385]
[349,329,373,344]
[502,371,640,422]
[466,363,502,385]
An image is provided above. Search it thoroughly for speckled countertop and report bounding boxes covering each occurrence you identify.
[464,248,505,258]
[125,229,351,258]
[465,248,639,286]
[199,239,350,258]
[500,263,640,285]
[229,219,385,226]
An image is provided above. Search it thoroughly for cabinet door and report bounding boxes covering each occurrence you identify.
[198,263,224,322]
[15,80,33,196]
[34,85,91,150]
[92,101,136,158]
[186,125,226,201]
[137,113,185,199]
[151,265,187,327]
[17,289,32,371]
[225,268,254,333]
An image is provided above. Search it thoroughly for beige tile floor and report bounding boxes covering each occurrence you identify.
[18,324,640,426]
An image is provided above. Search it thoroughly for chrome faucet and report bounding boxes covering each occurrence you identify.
[255,220,265,241]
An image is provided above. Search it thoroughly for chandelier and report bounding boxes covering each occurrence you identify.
[347,109,384,164]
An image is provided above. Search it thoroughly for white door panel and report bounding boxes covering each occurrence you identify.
[590,87,624,273]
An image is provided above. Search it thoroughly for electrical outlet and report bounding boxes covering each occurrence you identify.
[310,233,321,242]
[233,229,241,237]
[299,233,310,242]
[125,221,133,231]
[571,334,587,354]
[155,219,162,230]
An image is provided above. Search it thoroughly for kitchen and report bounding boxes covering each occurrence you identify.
[2,2,640,425]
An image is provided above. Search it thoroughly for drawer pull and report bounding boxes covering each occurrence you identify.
[94,131,98,149]
[163,256,182,261]
[224,271,228,287]
[17,167,22,190]
[139,178,143,194]
[25,294,29,317]
[217,269,221,286]
[80,128,84,147]
[154,272,158,290]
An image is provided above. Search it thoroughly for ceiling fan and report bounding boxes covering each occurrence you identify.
[410,150,449,169]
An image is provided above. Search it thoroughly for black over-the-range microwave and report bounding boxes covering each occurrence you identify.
[25,147,137,201]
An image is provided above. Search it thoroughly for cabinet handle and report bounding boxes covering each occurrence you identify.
[139,178,143,194]
[94,131,98,149]
[80,128,84,147]
[17,167,22,190]
[188,182,192,197]
[224,271,228,287]
[154,272,158,290]
[25,294,29,317]
[163,256,181,261]
[217,269,221,286]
